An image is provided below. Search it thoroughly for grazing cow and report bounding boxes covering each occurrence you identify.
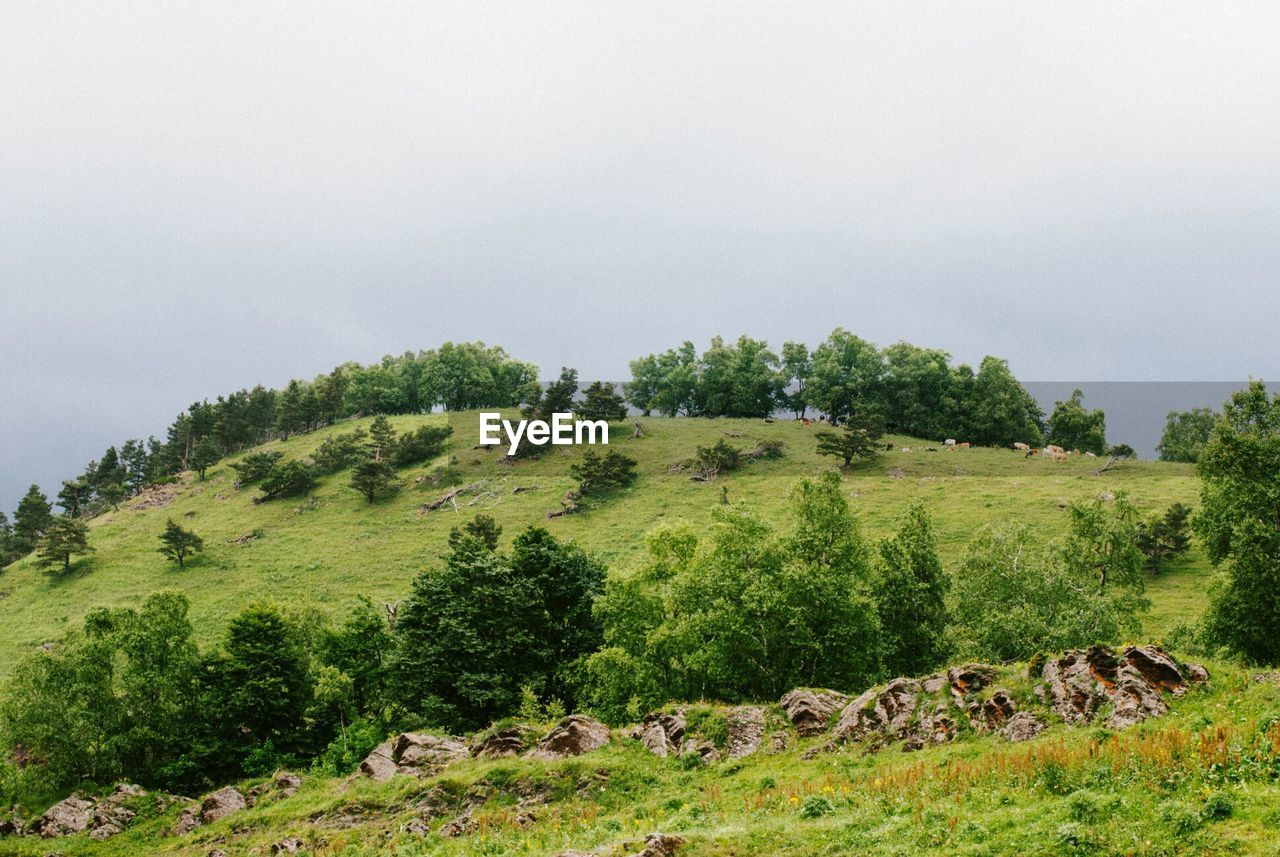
[1052,451,1069,463]
[800,418,811,426]
[884,442,895,451]
[901,447,912,453]
[944,438,956,446]
[1025,448,1039,458]
[1084,451,1097,457]
[1045,444,1065,455]
[956,442,970,449]
[1012,442,1030,452]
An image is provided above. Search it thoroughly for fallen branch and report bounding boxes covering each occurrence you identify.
[420,482,483,513]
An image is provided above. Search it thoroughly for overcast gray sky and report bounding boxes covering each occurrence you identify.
[2,2,1279,512]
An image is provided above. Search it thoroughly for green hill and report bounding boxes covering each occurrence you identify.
[0,413,1206,671]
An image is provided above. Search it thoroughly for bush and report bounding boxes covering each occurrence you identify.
[259,460,317,500]
[799,795,836,819]
[232,451,284,484]
[571,449,638,498]
[693,440,742,479]
[311,430,368,474]
[1202,790,1234,821]
[392,425,453,468]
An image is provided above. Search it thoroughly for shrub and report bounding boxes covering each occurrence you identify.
[799,795,836,819]
[311,430,368,474]
[259,460,317,500]
[1202,790,1234,821]
[232,451,284,484]
[571,449,638,498]
[392,425,453,468]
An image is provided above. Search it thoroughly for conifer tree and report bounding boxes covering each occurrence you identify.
[37,516,93,573]
[13,484,53,553]
[157,518,204,567]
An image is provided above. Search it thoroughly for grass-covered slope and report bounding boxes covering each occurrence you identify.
[5,655,1280,855]
[0,413,1205,669]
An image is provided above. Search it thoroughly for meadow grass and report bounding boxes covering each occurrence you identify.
[0,413,1206,671]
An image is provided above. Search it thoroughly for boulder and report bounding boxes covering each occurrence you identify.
[1109,662,1170,728]
[779,689,848,736]
[274,772,303,798]
[530,715,611,759]
[30,795,94,838]
[1002,712,1046,742]
[947,664,995,711]
[471,725,540,758]
[1040,646,1115,724]
[631,711,686,757]
[358,733,469,780]
[1041,645,1207,729]
[200,786,247,824]
[725,706,765,758]
[175,806,202,834]
[630,832,685,856]
[833,678,921,743]
[272,837,305,854]
[678,739,720,763]
[393,732,470,775]
[439,811,477,838]
[767,730,790,753]
[976,689,1017,732]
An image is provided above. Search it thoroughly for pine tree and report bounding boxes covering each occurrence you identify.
[815,406,886,467]
[13,484,53,554]
[157,518,204,567]
[120,439,150,495]
[574,381,628,422]
[57,480,91,518]
[349,456,398,503]
[367,415,397,461]
[37,516,93,573]
[190,436,221,481]
[0,512,15,567]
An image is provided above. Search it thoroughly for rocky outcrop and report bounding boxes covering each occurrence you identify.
[630,711,686,757]
[29,784,147,840]
[29,795,94,838]
[200,787,247,824]
[530,715,611,759]
[359,732,469,781]
[779,689,848,735]
[471,725,540,758]
[629,832,685,856]
[1039,645,1206,729]
[1002,712,1046,742]
[725,706,765,758]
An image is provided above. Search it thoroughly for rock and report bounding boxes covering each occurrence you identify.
[530,715,611,759]
[1186,663,1210,683]
[631,711,686,757]
[977,690,1017,732]
[272,837,305,854]
[358,740,398,781]
[631,832,685,856]
[921,673,947,694]
[176,807,202,834]
[1042,645,1203,729]
[834,678,921,743]
[471,725,540,758]
[200,786,247,824]
[947,664,995,709]
[725,706,765,758]
[779,689,848,735]
[208,850,229,857]
[439,811,477,838]
[393,732,470,775]
[1002,712,1046,742]
[678,739,720,763]
[30,795,94,838]
[359,733,469,780]
[274,772,303,798]
[767,730,790,753]
[0,813,25,836]
[402,818,430,836]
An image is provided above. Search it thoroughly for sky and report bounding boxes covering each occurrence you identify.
[2,2,1279,513]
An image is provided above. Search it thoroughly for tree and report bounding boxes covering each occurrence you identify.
[963,357,1045,447]
[391,424,453,467]
[158,518,204,567]
[231,450,283,484]
[1060,493,1146,595]
[37,516,93,573]
[950,526,1134,662]
[318,597,393,716]
[1134,502,1192,573]
[574,381,628,422]
[57,479,91,519]
[1196,381,1280,662]
[220,604,314,752]
[881,343,953,439]
[806,328,885,421]
[874,502,949,676]
[449,513,502,552]
[190,436,221,480]
[1047,389,1107,455]
[0,512,15,567]
[121,439,151,495]
[367,415,397,461]
[815,405,885,467]
[626,343,698,417]
[312,429,369,473]
[1157,407,1218,463]
[527,367,579,420]
[12,484,52,554]
[349,455,398,503]
[780,341,812,418]
[259,460,317,500]
[570,449,638,497]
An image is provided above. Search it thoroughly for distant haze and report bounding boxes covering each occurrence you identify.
[3,3,1278,512]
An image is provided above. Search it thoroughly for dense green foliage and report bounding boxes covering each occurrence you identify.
[36,516,92,573]
[157,518,203,567]
[1046,388,1107,455]
[1135,502,1192,573]
[1198,381,1280,663]
[1158,407,1218,463]
[873,502,949,676]
[814,405,886,466]
[575,381,628,422]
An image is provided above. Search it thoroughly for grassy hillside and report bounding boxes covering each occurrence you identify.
[0,413,1207,670]
[4,655,1279,856]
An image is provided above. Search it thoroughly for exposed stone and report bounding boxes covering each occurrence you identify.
[947,664,996,709]
[631,711,686,757]
[471,725,540,758]
[1042,645,1207,729]
[275,772,303,798]
[725,706,765,758]
[1002,712,1046,742]
[272,837,305,854]
[629,832,685,856]
[358,733,469,780]
[678,739,720,763]
[1041,646,1115,724]
[200,787,248,825]
[779,689,848,735]
[439,811,477,838]
[977,689,1017,732]
[30,795,94,838]
[176,807,202,834]
[530,715,611,759]
[767,730,790,753]
[1109,662,1170,728]
[834,678,921,743]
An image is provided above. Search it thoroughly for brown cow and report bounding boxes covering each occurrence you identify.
[1045,444,1065,455]
[1051,451,1069,463]
[1012,442,1030,452]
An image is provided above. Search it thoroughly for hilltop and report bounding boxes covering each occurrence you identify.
[0,413,1205,669]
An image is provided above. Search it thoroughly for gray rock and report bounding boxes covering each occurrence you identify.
[779,689,848,735]
[1002,712,1046,742]
[725,706,765,758]
[530,715,611,759]
[30,795,93,838]
[200,786,247,825]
